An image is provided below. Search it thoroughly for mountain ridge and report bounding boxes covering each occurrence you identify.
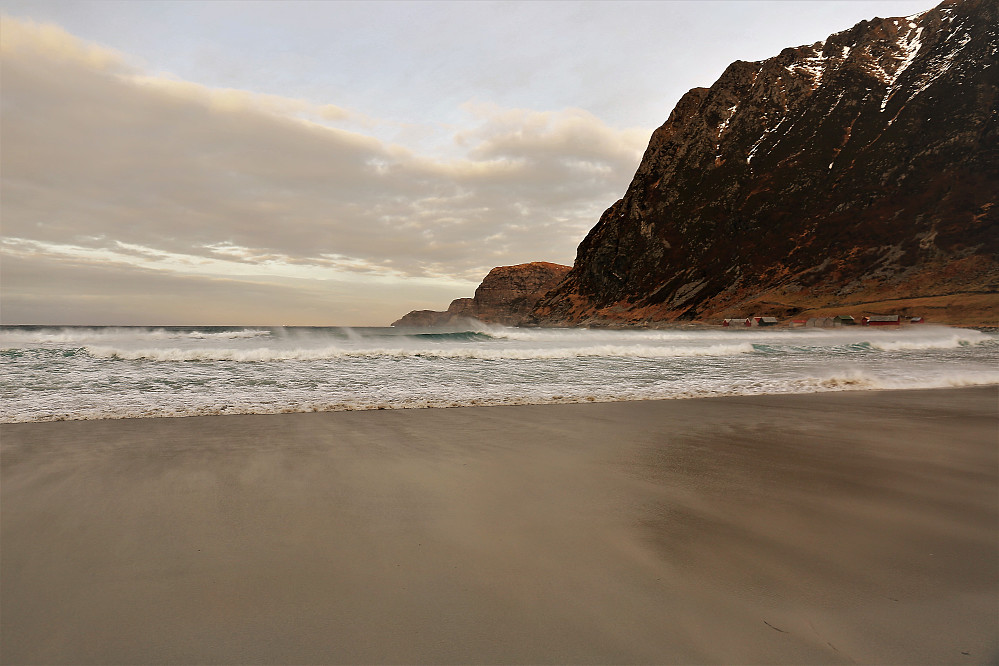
[527,0,997,326]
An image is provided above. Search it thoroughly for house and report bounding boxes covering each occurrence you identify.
[790,319,808,327]
[754,316,779,326]
[834,315,857,325]
[722,318,750,327]
[862,315,901,326]
[910,316,925,324]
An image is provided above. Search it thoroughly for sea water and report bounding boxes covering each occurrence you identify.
[1,324,997,422]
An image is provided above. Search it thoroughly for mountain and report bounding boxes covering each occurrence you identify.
[530,0,998,326]
[392,262,570,327]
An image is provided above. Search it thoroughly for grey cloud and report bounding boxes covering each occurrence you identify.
[0,251,468,326]
[1,19,646,283]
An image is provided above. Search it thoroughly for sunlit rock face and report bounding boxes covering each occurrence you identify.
[530,0,998,326]
[392,262,571,327]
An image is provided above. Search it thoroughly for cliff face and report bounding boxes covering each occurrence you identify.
[531,0,998,325]
[392,262,570,327]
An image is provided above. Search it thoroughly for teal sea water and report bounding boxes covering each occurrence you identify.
[2,324,997,422]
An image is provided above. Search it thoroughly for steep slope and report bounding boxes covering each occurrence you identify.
[531,0,998,325]
[392,262,570,327]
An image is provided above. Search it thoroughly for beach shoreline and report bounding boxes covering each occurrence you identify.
[4,323,996,424]
[3,386,997,664]
[4,379,998,424]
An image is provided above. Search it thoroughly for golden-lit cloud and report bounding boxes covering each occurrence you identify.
[0,15,131,71]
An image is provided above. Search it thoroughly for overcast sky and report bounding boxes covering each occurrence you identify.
[1,0,935,326]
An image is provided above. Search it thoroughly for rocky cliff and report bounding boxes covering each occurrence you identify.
[530,0,998,326]
[392,262,570,327]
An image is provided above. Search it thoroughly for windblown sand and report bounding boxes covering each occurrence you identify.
[2,387,997,664]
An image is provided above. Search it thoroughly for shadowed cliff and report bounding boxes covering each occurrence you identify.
[530,0,998,326]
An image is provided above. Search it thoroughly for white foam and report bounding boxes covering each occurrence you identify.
[799,368,999,392]
[865,333,983,351]
[3,325,996,423]
[4,368,995,424]
[83,341,757,362]
[0,327,271,347]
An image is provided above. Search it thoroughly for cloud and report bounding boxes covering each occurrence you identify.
[0,247,473,327]
[0,16,649,323]
[129,75,362,126]
[458,102,648,164]
[0,15,131,72]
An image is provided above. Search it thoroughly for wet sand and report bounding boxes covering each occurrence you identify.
[2,387,997,664]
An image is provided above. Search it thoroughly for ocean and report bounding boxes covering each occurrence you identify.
[1,324,997,423]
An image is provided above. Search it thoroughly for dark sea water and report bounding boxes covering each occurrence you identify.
[2,324,997,422]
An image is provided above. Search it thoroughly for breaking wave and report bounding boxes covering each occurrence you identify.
[862,332,989,351]
[83,342,756,362]
[4,369,997,423]
[0,327,272,346]
[3,324,996,423]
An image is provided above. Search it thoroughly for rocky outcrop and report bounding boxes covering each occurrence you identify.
[388,309,460,328]
[470,263,572,324]
[530,0,998,326]
[392,262,571,327]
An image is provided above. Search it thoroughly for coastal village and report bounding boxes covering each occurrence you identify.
[722,314,926,327]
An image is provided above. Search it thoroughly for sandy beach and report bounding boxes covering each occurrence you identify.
[2,386,996,664]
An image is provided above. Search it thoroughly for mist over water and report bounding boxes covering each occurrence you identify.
[2,324,997,422]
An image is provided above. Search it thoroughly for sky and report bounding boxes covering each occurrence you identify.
[1,0,936,326]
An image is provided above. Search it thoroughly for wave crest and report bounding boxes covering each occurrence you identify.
[83,341,757,362]
[864,332,987,351]
[1,327,271,346]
